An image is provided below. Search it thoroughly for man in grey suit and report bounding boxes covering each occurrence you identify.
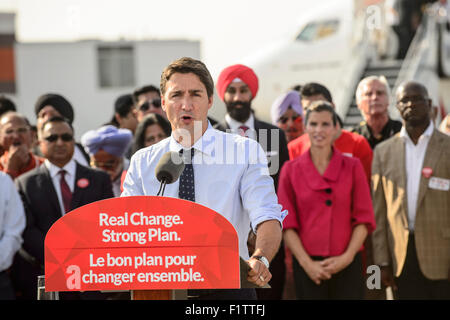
[14,117,113,299]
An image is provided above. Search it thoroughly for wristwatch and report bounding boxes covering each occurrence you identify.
[252,255,270,269]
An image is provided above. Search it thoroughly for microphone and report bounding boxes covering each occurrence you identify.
[155,151,185,196]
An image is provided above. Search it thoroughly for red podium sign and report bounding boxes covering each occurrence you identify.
[44,196,240,292]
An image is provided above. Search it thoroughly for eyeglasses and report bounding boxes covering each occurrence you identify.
[278,115,302,124]
[139,99,161,112]
[43,133,73,142]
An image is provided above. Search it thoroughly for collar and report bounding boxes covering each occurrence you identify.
[300,148,344,190]
[44,158,77,179]
[399,121,434,142]
[168,121,216,157]
[225,113,255,132]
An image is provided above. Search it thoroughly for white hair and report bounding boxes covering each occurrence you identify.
[355,75,391,106]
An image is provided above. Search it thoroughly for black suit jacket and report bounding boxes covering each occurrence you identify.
[16,162,114,264]
[214,117,289,190]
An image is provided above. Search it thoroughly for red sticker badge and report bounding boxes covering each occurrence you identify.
[77,178,89,188]
[422,167,433,179]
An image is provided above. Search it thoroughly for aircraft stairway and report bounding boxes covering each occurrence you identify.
[342,3,448,130]
[342,59,403,130]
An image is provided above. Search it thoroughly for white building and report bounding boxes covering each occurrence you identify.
[14,39,200,138]
[1,13,201,139]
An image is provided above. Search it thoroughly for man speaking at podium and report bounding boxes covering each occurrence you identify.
[122,57,286,300]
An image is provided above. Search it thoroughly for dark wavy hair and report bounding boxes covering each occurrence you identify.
[131,113,171,155]
[160,57,214,99]
[109,94,135,127]
[300,82,333,103]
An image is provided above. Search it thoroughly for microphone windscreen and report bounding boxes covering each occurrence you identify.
[155,151,185,184]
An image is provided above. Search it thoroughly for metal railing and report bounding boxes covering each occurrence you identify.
[37,275,59,300]
[391,8,440,119]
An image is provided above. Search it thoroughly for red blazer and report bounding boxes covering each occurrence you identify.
[278,148,376,257]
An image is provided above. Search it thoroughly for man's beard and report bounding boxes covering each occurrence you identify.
[226,100,252,123]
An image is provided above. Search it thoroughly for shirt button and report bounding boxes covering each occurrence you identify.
[325,200,332,206]
[325,188,332,194]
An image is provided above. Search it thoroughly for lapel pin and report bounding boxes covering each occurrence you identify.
[422,167,433,179]
[77,178,89,188]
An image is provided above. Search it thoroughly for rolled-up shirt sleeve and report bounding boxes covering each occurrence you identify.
[121,151,144,197]
[240,139,287,232]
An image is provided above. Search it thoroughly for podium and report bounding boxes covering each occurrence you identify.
[44,196,241,299]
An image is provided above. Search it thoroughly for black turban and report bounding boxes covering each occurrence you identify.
[34,93,74,124]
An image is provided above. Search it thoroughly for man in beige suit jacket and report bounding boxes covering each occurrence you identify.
[372,81,450,299]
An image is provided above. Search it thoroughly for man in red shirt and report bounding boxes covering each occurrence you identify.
[288,83,373,182]
[0,112,44,179]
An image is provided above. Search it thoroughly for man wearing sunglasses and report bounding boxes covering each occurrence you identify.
[133,85,167,121]
[15,116,113,299]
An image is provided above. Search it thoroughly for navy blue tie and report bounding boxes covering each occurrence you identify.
[178,149,195,202]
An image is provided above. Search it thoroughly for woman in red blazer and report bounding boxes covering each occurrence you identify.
[278,101,376,299]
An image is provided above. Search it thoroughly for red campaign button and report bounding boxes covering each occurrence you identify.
[422,167,433,178]
[77,178,89,188]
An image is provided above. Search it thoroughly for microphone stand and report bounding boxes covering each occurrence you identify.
[133,177,174,300]
[156,178,167,196]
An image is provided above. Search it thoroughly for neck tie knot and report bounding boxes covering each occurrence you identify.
[238,125,249,137]
[180,148,195,164]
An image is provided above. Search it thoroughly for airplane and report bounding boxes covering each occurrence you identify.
[238,0,363,122]
[231,0,450,125]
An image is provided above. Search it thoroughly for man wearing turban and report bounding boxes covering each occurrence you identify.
[81,125,132,197]
[270,91,304,143]
[215,64,289,300]
[34,93,89,166]
[14,116,113,299]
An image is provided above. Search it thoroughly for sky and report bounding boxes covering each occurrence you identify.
[0,0,322,77]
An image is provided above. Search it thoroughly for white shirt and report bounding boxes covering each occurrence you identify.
[0,171,25,271]
[112,157,130,197]
[73,145,89,167]
[399,121,434,231]
[44,158,76,216]
[121,124,286,259]
[225,113,257,140]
